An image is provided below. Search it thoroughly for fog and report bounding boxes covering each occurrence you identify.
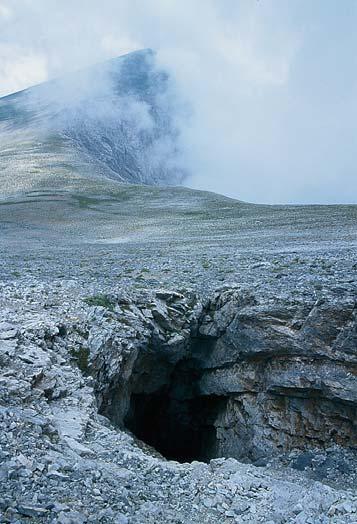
[1,0,357,204]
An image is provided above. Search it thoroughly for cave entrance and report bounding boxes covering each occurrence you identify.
[123,360,226,463]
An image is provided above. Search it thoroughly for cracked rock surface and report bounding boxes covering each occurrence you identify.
[0,276,356,523]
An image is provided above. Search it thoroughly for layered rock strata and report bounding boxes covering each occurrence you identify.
[1,285,356,523]
[90,287,357,463]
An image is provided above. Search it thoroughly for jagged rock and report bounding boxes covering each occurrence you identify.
[17,504,48,518]
[0,322,18,340]
[0,281,356,523]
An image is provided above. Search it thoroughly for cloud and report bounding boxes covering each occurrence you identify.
[101,35,140,58]
[0,44,48,96]
[0,0,357,204]
[0,3,11,20]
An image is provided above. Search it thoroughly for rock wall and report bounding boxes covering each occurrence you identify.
[1,284,356,522]
[90,286,357,462]
[194,287,357,460]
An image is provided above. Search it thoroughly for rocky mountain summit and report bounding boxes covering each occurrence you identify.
[0,49,184,194]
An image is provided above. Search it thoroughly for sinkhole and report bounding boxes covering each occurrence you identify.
[123,359,225,463]
[124,390,225,463]
[97,334,357,465]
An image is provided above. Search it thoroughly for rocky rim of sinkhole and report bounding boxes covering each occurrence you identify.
[1,283,357,523]
[91,287,356,465]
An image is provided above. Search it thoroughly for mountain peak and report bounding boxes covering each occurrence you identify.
[0,48,185,190]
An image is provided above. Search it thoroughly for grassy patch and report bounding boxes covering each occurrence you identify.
[71,195,102,209]
[201,259,211,269]
[83,294,115,311]
[71,346,90,374]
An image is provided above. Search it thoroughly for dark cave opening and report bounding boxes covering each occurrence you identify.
[99,339,357,465]
[123,359,226,463]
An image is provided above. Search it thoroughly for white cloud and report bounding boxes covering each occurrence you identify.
[0,3,11,20]
[101,35,139,58]
[0,44,47,96]
[0,0,356,203]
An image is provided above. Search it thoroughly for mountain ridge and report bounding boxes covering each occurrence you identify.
[0,48,186,191]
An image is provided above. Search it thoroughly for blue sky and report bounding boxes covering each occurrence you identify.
[0,0,356,204]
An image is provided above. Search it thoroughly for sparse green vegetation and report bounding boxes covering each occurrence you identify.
[201,259,211,269]
[83,294,115,311]
[70,346,90,374]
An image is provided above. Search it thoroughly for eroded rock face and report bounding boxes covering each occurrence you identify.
[194,287,357,460]
[1,283,356,523]
[90,286,357,463]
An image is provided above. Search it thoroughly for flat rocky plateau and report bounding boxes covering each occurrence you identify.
[0,174,356,523]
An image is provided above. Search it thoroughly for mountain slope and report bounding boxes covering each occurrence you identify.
[0,48,356,254]
[0,49,184,194]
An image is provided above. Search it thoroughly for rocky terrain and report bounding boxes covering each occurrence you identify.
[0,179,356,522]
[0,279,356,524]
[0,50,357,523]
